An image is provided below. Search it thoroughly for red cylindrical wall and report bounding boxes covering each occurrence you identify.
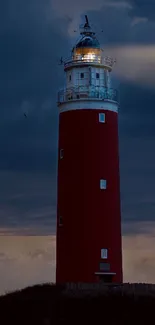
[56,108,122,283]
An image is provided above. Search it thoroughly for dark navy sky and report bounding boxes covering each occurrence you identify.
[1,0,155,234]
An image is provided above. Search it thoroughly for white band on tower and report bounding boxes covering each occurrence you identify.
[59,100,118,114]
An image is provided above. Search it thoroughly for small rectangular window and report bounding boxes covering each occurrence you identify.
[100,262,110,271]
[59,216,63,226]
[100,179,107,190]
[60,149,64,159]
[101,248,108,259]
[80,73,84,79]
[69,74,71,81]
[99,113,105,123]
[96,72,100,79]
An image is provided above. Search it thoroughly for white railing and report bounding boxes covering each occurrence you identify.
[64,56,116,70]
[58,86,118,105]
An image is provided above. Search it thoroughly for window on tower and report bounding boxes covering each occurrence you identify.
[59,216,63,226]
[60,149,64,159]
[69,74,71,81]
[80,73,84,79]
[101,248,108,259]
[96,72,100,79]
[99,113,105,123]
[99,262,110,271]
[100,179,107,190]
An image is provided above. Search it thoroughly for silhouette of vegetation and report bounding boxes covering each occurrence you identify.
[1,283,155,324]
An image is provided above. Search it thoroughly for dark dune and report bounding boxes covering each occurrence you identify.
[1,283,155,324]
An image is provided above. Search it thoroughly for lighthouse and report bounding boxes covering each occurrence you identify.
[56,16,123,284]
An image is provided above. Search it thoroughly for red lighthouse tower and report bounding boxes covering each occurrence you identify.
[56,16,123,284]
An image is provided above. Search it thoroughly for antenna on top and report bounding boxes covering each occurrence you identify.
[84,15,90,28]
[80,15,95,36]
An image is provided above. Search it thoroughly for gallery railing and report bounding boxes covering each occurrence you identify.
[58,86,118,104]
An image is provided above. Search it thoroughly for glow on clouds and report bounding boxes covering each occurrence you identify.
[1,224,155,295]
[104,45,155,88]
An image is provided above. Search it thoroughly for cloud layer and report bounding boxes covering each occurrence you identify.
[0,235,56,295]
[0,171,56,234]
[1,0,155,232]
[105,45,155,88]
[1,225,155,295]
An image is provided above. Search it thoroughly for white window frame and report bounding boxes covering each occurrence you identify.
[60,149,64,159]
[100,179,107,190]
[99,113,105,123]
[101,248,108,259]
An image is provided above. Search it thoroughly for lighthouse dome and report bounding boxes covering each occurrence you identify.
[75,36,100,49]
[72,34,102,63]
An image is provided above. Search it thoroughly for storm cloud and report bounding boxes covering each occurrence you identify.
[0,0,155,232]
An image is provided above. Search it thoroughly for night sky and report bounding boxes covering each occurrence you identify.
[1,0,155,293]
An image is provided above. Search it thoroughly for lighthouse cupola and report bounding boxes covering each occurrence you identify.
[58,15,118,107]
[72,15,101,63]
